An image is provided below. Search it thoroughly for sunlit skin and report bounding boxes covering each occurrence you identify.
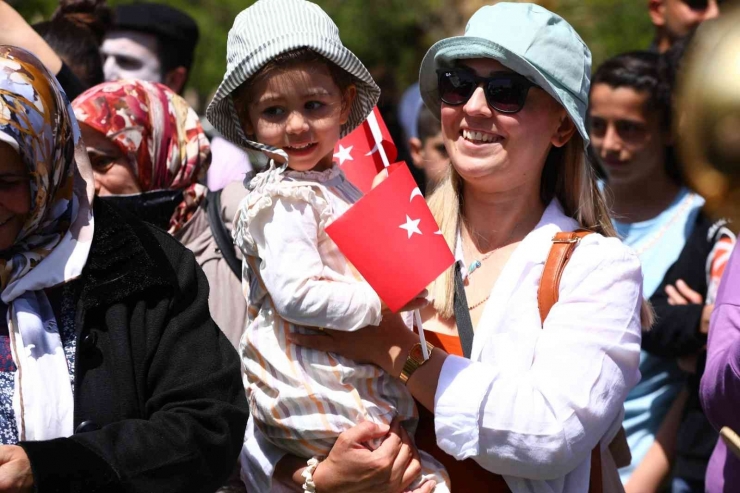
[589,83,670,189]
[243,62,356,173]
[79,124,142,196]
[440,58,573,198]
[0,142,30,252]
[650,0,721,52]
[409,131,449,190]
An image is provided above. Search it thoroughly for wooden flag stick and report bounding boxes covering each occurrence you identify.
[367,109,429,358]
[413,309,430,360]
[721,427,740,460]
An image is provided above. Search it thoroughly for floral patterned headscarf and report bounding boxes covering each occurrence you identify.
[0,45,94,292]
[0,46,95,441]
[72,80,211,233]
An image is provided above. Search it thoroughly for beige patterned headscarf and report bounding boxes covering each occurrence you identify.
[0,45,95,441]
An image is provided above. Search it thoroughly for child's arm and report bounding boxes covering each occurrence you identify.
[249,195,382,331]
[624,388,688,493]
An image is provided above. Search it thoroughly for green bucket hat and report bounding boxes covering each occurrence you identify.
[419,2,592,147]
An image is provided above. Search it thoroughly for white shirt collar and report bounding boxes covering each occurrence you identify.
[455,199,579,277]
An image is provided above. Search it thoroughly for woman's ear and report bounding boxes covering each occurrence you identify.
[552,114,577,148]
[339,85,357,125]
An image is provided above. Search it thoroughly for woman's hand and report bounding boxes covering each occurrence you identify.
[274,420,435,493]
[381,291,430,315]
[290,313,418,377]
[0,446,33,493]
[312,420,434,493]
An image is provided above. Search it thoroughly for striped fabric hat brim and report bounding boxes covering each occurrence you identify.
[206,0,380,155]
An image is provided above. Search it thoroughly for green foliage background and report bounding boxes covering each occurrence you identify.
[13,0,655,110]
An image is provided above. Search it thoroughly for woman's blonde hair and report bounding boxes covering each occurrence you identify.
[427,133,654,327]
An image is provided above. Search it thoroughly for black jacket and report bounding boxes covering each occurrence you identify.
[643,211,729,482]
[19,199,249,492]
[643,212,717,357]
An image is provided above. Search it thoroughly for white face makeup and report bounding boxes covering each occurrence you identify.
[101,31,163,83]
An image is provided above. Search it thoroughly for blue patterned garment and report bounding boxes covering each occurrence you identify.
[0,285,77,445]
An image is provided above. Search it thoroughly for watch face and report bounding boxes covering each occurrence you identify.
[410,343,428,362]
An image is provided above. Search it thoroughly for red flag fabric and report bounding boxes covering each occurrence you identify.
[326,163,455,312]
[333,107,397,193]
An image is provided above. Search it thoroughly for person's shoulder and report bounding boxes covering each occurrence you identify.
[574,232,641,274]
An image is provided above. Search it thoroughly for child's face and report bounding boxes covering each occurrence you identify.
[243,62,354,172]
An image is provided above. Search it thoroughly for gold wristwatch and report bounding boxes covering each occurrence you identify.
[399,341,435,385]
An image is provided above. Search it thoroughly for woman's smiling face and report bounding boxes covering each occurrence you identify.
[0,141,30,252]
[440,58,572,193]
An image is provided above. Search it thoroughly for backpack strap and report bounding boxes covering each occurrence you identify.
[206,189,242,280]
[454,262,475,358]
[537,230,593,324]
[539,229,619,493]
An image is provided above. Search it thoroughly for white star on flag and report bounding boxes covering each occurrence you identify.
[334,144,354,166]
[399,215,422,239]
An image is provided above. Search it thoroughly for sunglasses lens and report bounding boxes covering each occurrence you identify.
[438,70,475,105]
[485,78,527,113]
[682,0,709,9]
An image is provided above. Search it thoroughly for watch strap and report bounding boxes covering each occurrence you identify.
[399,341,434,385]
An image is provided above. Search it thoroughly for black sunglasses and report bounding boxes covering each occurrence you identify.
[437,68,536,114]
[681,0,723,10]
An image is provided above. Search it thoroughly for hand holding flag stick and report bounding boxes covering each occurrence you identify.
[328,108,455,361]
[365,111,430,360]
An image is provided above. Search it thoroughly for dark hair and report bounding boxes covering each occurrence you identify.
[591,51,683,185]
[112,3,199,77]
[416,105,441,144]
[233,48,355,135]
[659,34,695,94]
[33,0,112,90]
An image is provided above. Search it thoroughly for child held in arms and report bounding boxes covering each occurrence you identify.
[206,0,450,491]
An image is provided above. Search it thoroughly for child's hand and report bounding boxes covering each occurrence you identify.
[381,290,429,313]
[371,168,390,189]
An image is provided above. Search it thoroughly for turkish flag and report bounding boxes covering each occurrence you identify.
[334,107,397,193]
[326,163,455,312]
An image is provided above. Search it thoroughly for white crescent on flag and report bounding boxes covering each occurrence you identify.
[409,187,423,202]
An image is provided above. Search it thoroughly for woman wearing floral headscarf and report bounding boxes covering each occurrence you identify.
[72,80,249,349]
[0,46,247,492]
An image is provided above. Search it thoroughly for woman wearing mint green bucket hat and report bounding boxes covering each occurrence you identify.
[268,3,650,492]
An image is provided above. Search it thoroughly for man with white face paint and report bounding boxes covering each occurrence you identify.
[101,3,198,94]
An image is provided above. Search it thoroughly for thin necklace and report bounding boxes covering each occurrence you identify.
[468,294,491,311]
[464,223,518,277]
[631,192,695,256]
[463,223,520,310]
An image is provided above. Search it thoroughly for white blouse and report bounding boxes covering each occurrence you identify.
[241,199,643,493]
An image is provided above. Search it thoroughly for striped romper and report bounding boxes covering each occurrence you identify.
[234,165,449,490]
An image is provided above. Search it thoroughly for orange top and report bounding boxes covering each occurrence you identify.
[416,329,511,492]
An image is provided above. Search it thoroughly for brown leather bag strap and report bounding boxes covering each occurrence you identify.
[538,230,593,325]
[538,230,604,493]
